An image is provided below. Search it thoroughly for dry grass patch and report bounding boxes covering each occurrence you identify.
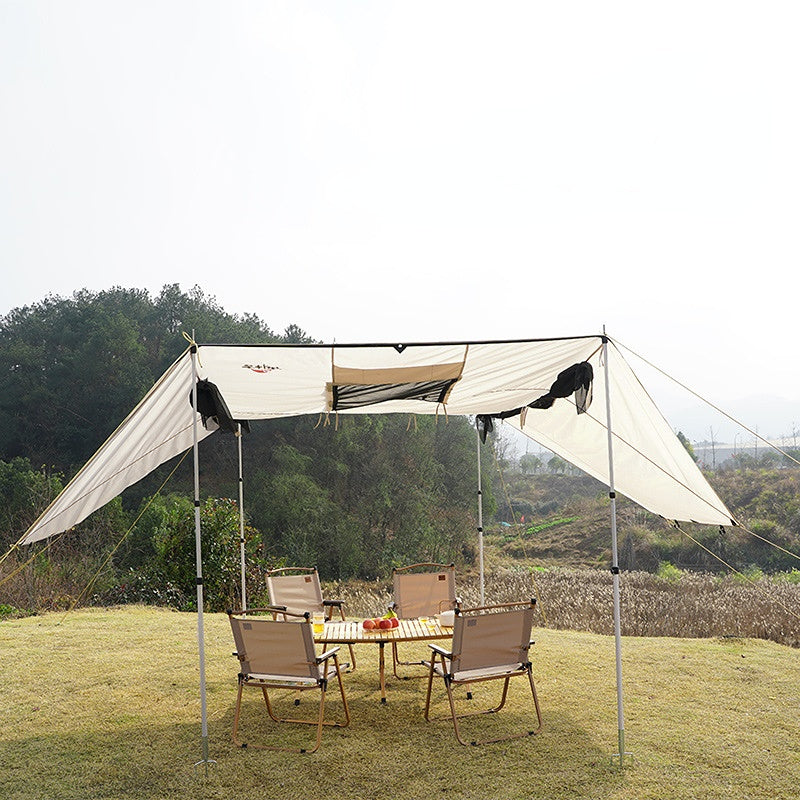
[2,606,800,800]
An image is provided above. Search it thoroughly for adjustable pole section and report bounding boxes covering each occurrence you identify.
[191,345,214,774]
[476,426,485,605]
[237,423,247,611]
[602,335,632,767]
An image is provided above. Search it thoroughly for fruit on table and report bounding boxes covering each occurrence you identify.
[362,614,400,630]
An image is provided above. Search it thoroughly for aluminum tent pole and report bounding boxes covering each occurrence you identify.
[476,426,485,605]
[190,344,214,774]
[602,334,632,767]
[237,423,247,611]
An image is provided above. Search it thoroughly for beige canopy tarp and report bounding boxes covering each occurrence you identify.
[21,334,733,546]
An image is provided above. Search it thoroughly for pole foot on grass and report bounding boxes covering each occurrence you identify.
[194,737,217,777]
[610,751,634,768]
[610,730,634,768]
[194,758,217,778]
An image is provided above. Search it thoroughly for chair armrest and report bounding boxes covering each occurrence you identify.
[269,605,288,620]
[316,646,341,663]
[322,599,342,607]
[428,643,452,659]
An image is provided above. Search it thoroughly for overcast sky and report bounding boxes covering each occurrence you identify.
[2,2,798,443]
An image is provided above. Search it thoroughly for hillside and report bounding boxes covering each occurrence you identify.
[486,468,800,575]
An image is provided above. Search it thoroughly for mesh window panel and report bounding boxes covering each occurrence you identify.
[331,379,458,410]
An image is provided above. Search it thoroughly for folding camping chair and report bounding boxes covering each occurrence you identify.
[390,562,459,678]
[227,607,350,753]
[266,566,356,669]
[423,600,542,746]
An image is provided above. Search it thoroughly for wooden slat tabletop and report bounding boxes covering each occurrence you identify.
[315,618,452,644]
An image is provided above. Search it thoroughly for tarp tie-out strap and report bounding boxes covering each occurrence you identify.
[476,361,594,442]
[313,412,339,430]
[182,331,202,365]
[476,408,518,442]
[189,379,250,434]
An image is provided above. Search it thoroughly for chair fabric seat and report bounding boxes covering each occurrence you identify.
[245,661,340,685]
[434,662,525,682]
[245,672,321,686]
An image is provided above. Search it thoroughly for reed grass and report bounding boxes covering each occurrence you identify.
[327,567,800,647]
[2,606,800,800]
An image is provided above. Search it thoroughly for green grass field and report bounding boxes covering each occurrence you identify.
[2,606,799,800]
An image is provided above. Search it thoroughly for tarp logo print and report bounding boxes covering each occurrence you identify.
[243,363,280,374]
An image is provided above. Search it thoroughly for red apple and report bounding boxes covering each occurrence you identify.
[363,618,376,630]
[390,617,399,628]
[379,618,392,629]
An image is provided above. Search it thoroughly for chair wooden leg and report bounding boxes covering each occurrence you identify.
[431,668,543,746]
[262,685,280,722]
[307,685,326,754]
[490,677,511,714]
[392,640,427,679]
[392,641,401,678]
[232,670,349,752]
[445,677,470,746]
[231,680,245,747]
[527,667,543,734]
[347,643,357,671]
[423,653,438,721]
[331,654,351,727]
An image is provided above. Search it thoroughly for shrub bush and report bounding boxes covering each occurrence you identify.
[656,561,683,583]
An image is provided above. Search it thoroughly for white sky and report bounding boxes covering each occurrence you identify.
[2,1,798,443]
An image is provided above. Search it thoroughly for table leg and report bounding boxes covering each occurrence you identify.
[378,642,387,703]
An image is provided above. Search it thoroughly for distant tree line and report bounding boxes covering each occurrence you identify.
[0,286,495,612]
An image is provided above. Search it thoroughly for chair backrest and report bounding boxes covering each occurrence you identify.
[266,567,325,615]
[449,602,535,675]
[229,612,318,680]
[392,563,457,619]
